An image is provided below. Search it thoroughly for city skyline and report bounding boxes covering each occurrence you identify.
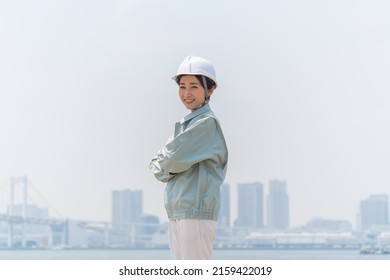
[1,176,389,231]
[1,177,389,250]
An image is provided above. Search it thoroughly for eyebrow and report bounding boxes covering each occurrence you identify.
[180,82,200,85]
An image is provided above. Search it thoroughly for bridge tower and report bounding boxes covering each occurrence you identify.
[8,176,28,248]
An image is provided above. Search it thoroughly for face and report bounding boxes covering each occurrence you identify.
[178,75,214,112]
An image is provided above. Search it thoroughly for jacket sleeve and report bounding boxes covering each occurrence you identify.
[149,117,216,182]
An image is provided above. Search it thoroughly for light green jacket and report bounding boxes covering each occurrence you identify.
[149,105,228,221]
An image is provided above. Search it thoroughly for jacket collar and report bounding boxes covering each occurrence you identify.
[180,104,211,124]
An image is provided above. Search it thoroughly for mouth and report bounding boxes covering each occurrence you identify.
[184,99,195,104]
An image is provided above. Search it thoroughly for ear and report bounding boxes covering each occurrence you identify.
[207,86,215,97]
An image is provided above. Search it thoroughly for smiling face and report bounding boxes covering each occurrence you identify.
[178,75,214,111]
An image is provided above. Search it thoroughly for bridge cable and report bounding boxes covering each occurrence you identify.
[28,180,64,219]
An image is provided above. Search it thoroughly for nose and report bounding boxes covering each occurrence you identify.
[183,89,192,97]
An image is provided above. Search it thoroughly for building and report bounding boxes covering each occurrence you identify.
[359,194,389,231]
[298,218,352,232]
[267,180,289,230]
[235,182,264,229]
[137,214,160,236]
[218,183,230,229]
[217,183,230,239]
[111,189,143,230]
[136,214,160,247]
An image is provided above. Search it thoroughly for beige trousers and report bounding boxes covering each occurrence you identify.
[168,219,217,260]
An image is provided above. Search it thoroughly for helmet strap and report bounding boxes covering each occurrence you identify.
[201,75,209,105]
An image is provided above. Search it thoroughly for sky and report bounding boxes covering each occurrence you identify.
[0,0,389,228]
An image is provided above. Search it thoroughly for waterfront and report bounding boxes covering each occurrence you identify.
[1,249,390,260]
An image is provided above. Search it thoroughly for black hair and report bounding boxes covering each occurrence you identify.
[175,75,216,90]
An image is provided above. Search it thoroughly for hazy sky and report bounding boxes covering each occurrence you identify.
[0,0,389,228]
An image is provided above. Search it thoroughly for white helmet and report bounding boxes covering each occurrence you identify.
[172,55,218,88]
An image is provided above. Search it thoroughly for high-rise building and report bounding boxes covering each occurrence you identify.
[235,182,264,229]
[111,189,143,230]
[359,194,389,231]
[218,183,230,229]
[267,180,289,230]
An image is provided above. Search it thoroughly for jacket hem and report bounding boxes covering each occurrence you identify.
[167,210,218,221]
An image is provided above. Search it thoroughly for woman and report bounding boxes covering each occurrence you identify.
[149,55,228,259]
